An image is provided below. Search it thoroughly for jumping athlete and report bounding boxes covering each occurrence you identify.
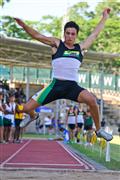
[14,8,113,141]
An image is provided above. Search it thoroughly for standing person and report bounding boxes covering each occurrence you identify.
[66,105,77,143]
[75,105,85,143]
[14,98,24,143]
[0,92,4,143]
[3,94,16,143]
[14,8,113,141]
[8,94,16,142]
[44,115,53,135]
[84,109,94,145]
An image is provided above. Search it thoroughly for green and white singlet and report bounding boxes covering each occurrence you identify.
[32,40,85,105]
[52,40,83,81]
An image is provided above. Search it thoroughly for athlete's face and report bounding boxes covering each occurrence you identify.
[64,28,77,45]
[9,96,15,102]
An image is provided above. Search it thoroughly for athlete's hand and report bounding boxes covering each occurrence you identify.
[102,8,111,19]
[14,18,25,27]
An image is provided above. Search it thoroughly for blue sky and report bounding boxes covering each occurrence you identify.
[0,0,99,21]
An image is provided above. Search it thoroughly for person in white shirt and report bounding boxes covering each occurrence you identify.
[66,105,77,143]
[44,115,53,135]
[3,94,16,142]
[75,105,85,143]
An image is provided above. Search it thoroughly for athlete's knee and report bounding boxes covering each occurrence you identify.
[86,94,97,107]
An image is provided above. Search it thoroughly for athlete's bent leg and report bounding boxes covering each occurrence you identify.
[17,98,40,128]
[77,90,100,131]
[22,98,40,118]
[77,90,113,141]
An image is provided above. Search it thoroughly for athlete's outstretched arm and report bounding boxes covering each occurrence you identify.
[80,8,111,50]
[14,18,59,47]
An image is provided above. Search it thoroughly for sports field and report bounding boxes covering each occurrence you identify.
[0,138,120,180]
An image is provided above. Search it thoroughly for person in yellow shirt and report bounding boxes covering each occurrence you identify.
[14,98,24,143]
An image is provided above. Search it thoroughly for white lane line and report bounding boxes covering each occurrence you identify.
[5,162,81,166]
[67,147,95,170]
[0,140,31,168]
[57,142,85,166]
[58,142,95,170]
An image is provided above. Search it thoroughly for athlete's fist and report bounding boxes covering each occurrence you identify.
[103,8,111,19]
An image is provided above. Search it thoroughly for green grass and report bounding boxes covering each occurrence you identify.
[70,142,120,170]
[22,133,120,170]
[23,133,56,139]
[110,143,120,161]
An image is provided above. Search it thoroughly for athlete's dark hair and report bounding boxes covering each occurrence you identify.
[64,21,80,34]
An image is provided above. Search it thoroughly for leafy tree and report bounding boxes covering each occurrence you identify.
[37,15,62,38]
[92,0,120,53]
[37,0,120,54]
[0,0,119,68]
[95,0,120,18]
[0,0,10,7]
[1,16,37,40]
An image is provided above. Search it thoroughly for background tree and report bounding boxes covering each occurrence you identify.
[0,0,10,7]
[1,16,38,40]
[0,0,120,68]
[37,15,62,38]
[91,0,120,53]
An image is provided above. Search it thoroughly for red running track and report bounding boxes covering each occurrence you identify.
[0,139,95,170]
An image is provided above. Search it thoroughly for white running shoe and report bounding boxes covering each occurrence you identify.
[96,128,113,141]
[20,113,40,128]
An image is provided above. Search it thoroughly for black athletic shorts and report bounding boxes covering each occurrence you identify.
[68,124,76,130]
[77,123,84,128]
[32,78,85,105]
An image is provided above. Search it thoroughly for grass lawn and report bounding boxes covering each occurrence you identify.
[70,136,120,171]
[70,143,120,170]
[23,133,56,139]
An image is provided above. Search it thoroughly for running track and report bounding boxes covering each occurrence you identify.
[0,139,95,170]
